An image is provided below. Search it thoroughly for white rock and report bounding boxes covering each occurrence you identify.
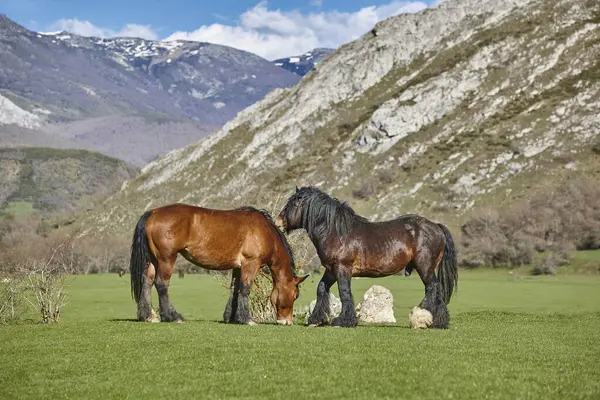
[409,307,433,329]
[355,285,396,324]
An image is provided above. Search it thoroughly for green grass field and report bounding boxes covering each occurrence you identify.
[1,269,599,399]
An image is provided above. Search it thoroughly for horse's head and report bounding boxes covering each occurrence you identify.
[271,274,309,325]
[276,186,311,233]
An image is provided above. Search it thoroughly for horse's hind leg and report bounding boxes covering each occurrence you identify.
[331,266,358,328]
[419,279,449,329]
[307,269,336,326]
[138,263,159,322]
[415,250,449,329]
[155,255,184,323]
[223,268,241,323]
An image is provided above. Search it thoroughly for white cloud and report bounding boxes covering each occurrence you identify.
[47,1,435,60]
[49,18,158,40]
[164,1,429,60]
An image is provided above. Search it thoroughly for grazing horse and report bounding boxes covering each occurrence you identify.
[130,204,308,325]
[276,186,458,328]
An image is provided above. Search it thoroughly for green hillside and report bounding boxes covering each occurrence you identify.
[0,147,137,216]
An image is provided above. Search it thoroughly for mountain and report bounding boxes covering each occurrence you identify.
[0,15,301,165]
[84,0,600,236]
[273,48,335,76]
[0,147,137,216]
[0,125,79,149]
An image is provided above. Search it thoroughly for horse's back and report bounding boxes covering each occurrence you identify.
[145,204,279,269]
[349,213,441,265]
[148,203,269,242]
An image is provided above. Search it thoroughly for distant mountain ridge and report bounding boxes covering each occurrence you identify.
[273,48,335,76]
[83,0,600,237]
[0,15,301,165]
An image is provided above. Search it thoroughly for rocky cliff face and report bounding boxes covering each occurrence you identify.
[86,0,600,235]
[0,15,300,165]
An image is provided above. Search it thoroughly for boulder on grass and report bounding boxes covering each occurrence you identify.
[355,285,396,324]
[409,306,433,329]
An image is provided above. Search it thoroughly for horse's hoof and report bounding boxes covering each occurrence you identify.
[247,320,257,326]
[276,319,292,326]
[332,317,358,328]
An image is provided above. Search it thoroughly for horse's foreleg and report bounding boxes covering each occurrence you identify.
[332,266,358,328]
[223,268,241,323]
[307,269,336,326]
[234,261,259,325]
[138,262,159,322]
[155,256,184,323]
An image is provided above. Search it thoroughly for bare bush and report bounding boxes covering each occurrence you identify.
[0,232,76,324]
[352,181,375,200]
[531,258,557,276]
[460,209,535,267]
[461,177,600,268]
[0,279,27,324]
[72,235,130,274]
[377,169,395,185]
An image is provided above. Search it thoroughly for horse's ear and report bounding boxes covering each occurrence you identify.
[296,275,309,284]
[295,185,299,193]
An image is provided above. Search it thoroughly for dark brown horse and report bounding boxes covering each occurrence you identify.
[276,186,458,328]
[130,204,308,325]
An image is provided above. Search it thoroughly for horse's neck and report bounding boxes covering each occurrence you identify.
[305,221,334,260]
[270,239,295,279]
[271,258,295,282]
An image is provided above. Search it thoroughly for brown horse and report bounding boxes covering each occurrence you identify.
[130,204,308,325]
[276,186,458,328]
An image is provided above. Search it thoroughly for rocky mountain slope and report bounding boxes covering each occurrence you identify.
[86,0,600,236]
[0,15,301,165]
[273,48,334,76]
[0,147,137,216]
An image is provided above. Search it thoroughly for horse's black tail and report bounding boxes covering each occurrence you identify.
[130,210,153,303]
[437,223,458,304]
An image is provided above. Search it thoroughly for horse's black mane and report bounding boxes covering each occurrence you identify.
[293,187,368,243]
[236,206,297,276]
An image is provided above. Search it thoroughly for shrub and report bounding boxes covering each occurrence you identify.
[0,279,27,324]
[460,177,600,267]
[377,169,395,185]
[352,181,376,200]
[0,233,76,324]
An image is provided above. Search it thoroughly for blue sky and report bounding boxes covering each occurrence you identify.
[0,0,446,59]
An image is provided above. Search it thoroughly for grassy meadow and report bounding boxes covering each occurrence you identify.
[1,266,599,399]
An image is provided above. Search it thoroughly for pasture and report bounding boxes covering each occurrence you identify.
[1,268,599,399]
